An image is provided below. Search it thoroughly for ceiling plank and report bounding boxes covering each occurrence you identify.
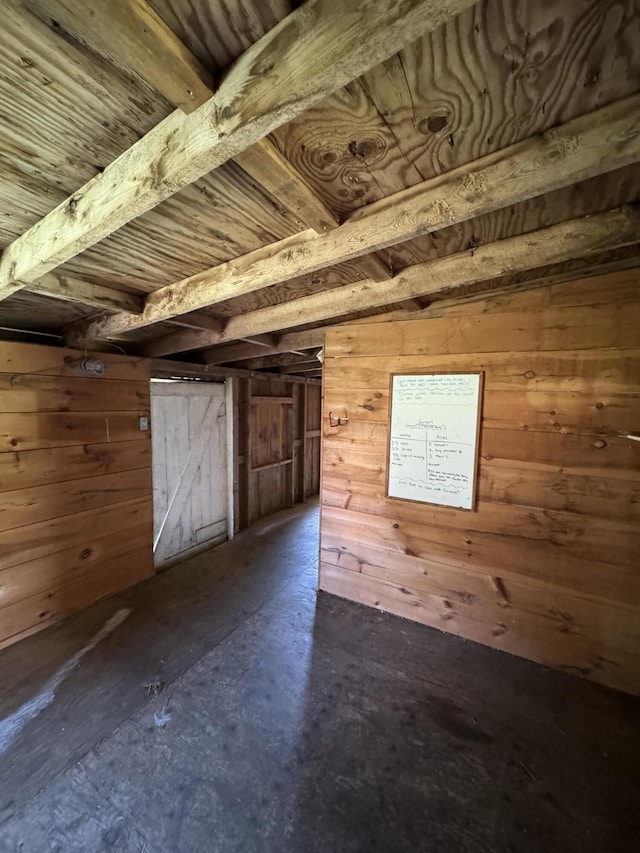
[26,3,338,247]
[0,0,473,303]
[67,94,640,343]
[24,0,215,113]
[142,206,640,354]
[27,272,143,314]
[234,139,340,234]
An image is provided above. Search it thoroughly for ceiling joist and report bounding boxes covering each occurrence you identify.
[65,94,640,347]
[141,206,640,355]
[27,272,143,315]
[24,0,215,112]
[151,358,321,385]
[203,329,327,365]
[0,0,474,302]
[233,139,340,234]
[236,349,322,371]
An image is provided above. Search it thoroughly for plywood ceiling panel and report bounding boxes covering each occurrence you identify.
[272,0,640,217]
[0,0,172,247]
[1,0,639,350]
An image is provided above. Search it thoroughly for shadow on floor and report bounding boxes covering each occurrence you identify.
[1,500,639,852]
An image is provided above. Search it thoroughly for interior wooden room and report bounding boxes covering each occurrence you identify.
[0,0,638,850]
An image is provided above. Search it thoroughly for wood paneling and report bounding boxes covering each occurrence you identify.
[0,439,151,491]
[320,269,640,694]
[234,377,321,527]
[0,341,148,380]
[0,341,153,649]
[305,383,322,499]
[0,411,149,452]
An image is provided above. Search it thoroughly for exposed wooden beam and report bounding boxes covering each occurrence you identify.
[165,311,224,332]
[25,0,214,113]
[239,349,322,370]
[0,0,472,302]
[202,340,282,365]
[238,334,279,348]
[356,253,393,282]
[203,329,326,364]
[278,362,322,374]
[234,139,339,234]
[27,272,143,314]
[67,95,640,343]
[28,3,338,243]
[151,358,321,385]
[141,206,640,353]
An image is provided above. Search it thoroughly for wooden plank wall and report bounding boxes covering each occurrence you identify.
[305,384,322,499]
[235,376,321,528]
[320,269,640,695]
[0,341,154,650]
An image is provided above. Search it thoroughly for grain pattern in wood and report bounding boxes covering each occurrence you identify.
[323,458,640,523]
[25,0,215,113]
[0,0,474,300]
[1,411,150,452]
[0,439,152,491]
[0,496,152,577]
[324,385,638,435]
[0,343,154,649]
[68,99,640,340]
[0,341,149,382]
[234,138,340,233]
[58,161,298,293]
[0,0,171,249]
[27,272,143,314]
[0,546,152,650]
[319,563,640,695]
[0,523,151,610]
[0,468,152,532]
[385,163,640,273]
[0,374,149,413]
[281,0,640,217]
[320,273,640,692]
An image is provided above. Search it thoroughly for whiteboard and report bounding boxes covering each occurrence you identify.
[386,373,482,510]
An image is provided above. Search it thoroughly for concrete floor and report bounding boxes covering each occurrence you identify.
[0,501,639,853]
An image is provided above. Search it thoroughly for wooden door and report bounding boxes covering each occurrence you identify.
[151,381,229,568]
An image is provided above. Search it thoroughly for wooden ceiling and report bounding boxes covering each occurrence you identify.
[0,0,639,380]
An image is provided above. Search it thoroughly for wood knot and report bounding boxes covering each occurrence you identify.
[424,115,448,134]
[595,402,604,410]
[584,67,601,87]
[524,370,535,379]
[347,138,378,160]
[592,439,607,449]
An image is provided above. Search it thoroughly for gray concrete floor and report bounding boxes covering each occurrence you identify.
[0,500,639,853]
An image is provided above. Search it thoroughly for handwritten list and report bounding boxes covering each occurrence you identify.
[387,374,481,510]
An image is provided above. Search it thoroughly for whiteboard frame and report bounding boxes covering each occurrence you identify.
[385,371,484,511]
